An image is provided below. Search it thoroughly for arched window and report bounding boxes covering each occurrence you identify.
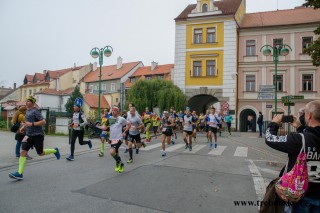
[202,3,208,12]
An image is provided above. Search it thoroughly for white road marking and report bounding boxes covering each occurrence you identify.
[184,145,206,154]
[142,143,162,151]
[257,167,280,176]
[247,159,266,201]
[166,144,185,152]
[208,146,227,156]
[234,147,248,157]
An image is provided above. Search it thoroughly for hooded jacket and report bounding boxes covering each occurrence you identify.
[266,122,320,199]
[265,123,320,198]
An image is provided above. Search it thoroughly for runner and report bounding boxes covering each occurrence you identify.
[97,109,111,157]
[142,107,152,142]
[66,102,92,161]
[224,113,233,135]
[169,107,178,144]
[124,103,139,153]
[198,113,205,132]
[160,111,175,157]
[106,106,127,173]
[191,110,199,143]
[151,113,161,139]
[125,107,145,164]
[9,96,60,180]
[208,107,220,149]
[182,108,196,151]
[205,110,210,143]
[217,112,223,137]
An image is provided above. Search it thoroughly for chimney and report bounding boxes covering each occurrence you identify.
[117,56,123,70]
[151,61,158,71]
[14,82,16,90]
[93,62,98,71]
[43,70,47,75]
[74,63,76,68]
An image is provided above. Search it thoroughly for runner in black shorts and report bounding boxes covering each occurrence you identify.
[9,96,60,180]
[160,111,175,157]
[182,108,195,151]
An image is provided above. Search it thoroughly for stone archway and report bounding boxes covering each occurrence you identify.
[239,109,257,132]
[187,94,219,114]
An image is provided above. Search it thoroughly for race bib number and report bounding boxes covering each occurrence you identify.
[111,139,120,145]
[162,128,166,132]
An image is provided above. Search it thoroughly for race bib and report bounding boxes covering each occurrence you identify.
[162,128,166,132]
[73,123,79,128]
[22,136,29,142]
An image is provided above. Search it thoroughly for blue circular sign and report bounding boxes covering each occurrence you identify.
[74,98,83,107]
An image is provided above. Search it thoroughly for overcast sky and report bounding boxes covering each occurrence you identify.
[0,0,306,88]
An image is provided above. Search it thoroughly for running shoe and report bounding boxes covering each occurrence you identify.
[88,140,92,149]
[136,149,139,154]
[161,151,166,157]
[124,149,128,153]
[26,155,33,160]
[194,138,197,143]
[171,139,175,145]
[214,143,217,149]
[98,152,104,157]
[210,143,213,149]
[54,147,60,160]
[127,159,133,164]
[9,171,23,180]
[115,162,120,172]
[185,144,188,149]
[118,163,124,173]
[142,142,146,148]
[189,146,192,151]
[66,155,74,161]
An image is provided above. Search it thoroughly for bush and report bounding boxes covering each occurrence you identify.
[0,120,7,129]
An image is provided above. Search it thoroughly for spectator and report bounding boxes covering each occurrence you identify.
[257,112,264,138]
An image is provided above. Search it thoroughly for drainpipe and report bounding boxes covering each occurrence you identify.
[233,15,240,131]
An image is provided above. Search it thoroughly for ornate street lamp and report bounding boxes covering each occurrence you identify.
[260,44,292,114]
[90,46,113,121]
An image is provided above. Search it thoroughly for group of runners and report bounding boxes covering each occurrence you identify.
[9,97,233,180]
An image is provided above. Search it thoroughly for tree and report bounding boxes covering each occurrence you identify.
[65,86,83,115]
[127,79,187,113]
[303,0,320,66]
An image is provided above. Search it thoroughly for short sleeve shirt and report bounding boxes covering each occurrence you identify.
[127,114,142,135]
[108,116,127,140]
[25,108,44,136]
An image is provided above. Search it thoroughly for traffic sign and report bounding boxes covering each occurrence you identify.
[74,98,83,107]
[284,102,295,106]
[291,95,304,100]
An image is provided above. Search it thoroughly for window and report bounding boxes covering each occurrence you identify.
[193,61,202,77]
[130,77,136,83]
[202,3,208,12]
[246,40,256,56]
[194,29,202,44]
[95,85,98,91]
[206,60,216,76]
[101,84,106,91]
[302,74,313,91]
[145,75,152,80]
[116,98,119,102]
[245,75,255,91]
[24,90,27,97]
[157,75,164,79]
[273,75,283,92]
[111,83,116,91]
[29,89,32,95]
[302,37,313,53]
[273,38,283,47]
[207,28,216,43]
[89,85,93,93]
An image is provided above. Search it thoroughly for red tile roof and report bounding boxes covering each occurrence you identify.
[34,73,45,82]
[241,7,320,28]
[24,75,34,84]
[83,94,110,109]
[83,62,141,83]
[130,64,173,77]
[35,88,74,95]
[175,0,243,21]
[20,82,49,87]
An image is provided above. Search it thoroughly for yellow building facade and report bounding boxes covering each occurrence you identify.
[174,0,245,115]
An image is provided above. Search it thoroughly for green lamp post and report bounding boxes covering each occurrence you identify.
[90,46,113,121]
[260,44,292,114]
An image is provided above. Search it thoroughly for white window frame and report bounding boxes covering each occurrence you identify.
[111,83,116,91]
[246,40,256,56]
[89,85,93,93]
[206,28,216,43]
[300,71,315,92]
[95,85,98,91]
[245,74,256,92]
[101,84,106,91]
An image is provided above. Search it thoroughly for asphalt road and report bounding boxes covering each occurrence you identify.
[0,130,287,213]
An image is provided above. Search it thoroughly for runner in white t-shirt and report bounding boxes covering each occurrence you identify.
[207,107,220,149]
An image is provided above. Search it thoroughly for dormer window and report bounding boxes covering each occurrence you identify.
[202,3,208,12]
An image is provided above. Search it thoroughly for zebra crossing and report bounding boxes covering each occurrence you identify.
[130,142,249,157]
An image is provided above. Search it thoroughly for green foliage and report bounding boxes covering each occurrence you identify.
[127,79,187,113]
[0,120,7,129]
[65,86,83,115]
[304,0,320,66]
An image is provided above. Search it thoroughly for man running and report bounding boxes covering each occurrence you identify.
[142,107,152,142]
[151,113,161,139]
[208,107,220,149]
[217,112,223,137]
[66,102,92,161]
[160,111,175,157]
[182,108,196,151]
[106,106,127,173]
[191,110,198,143]
[125,107,145,164]
[169,107,178,144]
[9,96,60,180]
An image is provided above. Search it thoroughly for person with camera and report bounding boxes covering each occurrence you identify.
[265,100,320,212]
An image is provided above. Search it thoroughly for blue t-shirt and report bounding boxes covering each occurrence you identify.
[25,108,44,136]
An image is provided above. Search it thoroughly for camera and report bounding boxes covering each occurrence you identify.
[281,115,293,123]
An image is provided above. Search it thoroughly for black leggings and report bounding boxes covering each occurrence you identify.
[70,130,90,156]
